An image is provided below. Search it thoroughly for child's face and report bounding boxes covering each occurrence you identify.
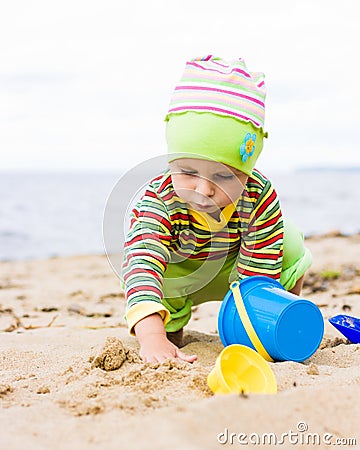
[169,158,248,214]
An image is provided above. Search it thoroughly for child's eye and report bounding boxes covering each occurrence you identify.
[215,173,235,180]
[180,169,197,176]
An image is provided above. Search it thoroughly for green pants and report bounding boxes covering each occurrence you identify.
[162,218,312,332]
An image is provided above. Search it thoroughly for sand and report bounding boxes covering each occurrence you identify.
[1,233,360,449]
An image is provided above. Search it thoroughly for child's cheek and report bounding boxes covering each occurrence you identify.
[227,185,244,202]
[172,175,192,200]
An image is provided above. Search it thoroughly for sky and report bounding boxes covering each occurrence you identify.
[1,0,359,173]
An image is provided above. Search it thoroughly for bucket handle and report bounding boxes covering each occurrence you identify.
[230,281,274,362]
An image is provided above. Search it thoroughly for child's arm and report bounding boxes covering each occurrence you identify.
[238,176,283,280]
[134,313,197,363]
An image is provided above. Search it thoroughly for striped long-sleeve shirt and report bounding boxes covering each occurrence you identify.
[122,168,284,333]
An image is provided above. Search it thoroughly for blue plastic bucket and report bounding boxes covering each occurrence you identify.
[218,276,324,362]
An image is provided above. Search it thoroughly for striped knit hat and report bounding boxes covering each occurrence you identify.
[165,55,267,176]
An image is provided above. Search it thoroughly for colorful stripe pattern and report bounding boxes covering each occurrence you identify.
[167,56,266,128]
[122,169,283,311]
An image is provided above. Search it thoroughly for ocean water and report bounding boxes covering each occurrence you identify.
[0,169,359,261]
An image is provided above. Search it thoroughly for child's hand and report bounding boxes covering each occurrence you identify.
[134,313,198,364]
[139,333,197,363]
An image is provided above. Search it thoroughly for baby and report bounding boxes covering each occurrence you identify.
[122,56,312,363]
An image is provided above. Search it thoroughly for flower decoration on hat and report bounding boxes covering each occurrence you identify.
[240,133,256,162]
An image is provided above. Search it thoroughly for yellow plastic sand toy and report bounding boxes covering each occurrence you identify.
[207,344,277,395]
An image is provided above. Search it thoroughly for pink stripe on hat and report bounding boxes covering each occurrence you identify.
[168,105,262,127]
[174,85,265,107]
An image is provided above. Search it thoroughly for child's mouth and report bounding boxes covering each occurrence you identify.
[191,202,215,211]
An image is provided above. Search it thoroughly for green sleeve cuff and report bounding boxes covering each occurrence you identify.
[125,301,170,336]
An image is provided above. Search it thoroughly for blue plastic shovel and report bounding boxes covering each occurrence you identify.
[328,314,360,344]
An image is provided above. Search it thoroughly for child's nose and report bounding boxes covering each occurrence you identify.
[195,177,215,197]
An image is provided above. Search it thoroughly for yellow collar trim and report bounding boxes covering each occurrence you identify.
[188,201,238,232]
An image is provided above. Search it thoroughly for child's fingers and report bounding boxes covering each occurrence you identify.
[176,349,198,363]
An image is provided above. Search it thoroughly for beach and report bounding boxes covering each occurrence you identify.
[1,233,360,449]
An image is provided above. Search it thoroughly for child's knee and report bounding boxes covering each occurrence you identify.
[282,218,307,269]
[281,218,312,291]
[162,296,192,332]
